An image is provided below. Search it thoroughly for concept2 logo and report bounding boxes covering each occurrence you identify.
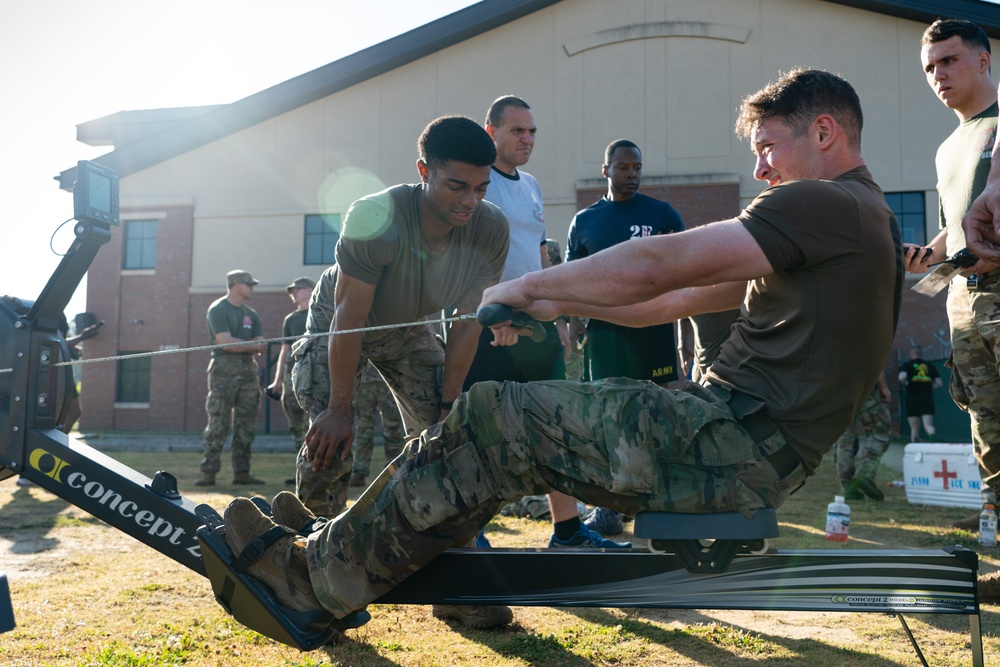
[25,447,201,560]
[28,447,70,483]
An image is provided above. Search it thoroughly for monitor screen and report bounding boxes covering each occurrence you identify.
[89,172,111,213]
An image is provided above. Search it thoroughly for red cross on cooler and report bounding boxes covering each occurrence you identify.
[934,459,958,489]
[903,442,981,509]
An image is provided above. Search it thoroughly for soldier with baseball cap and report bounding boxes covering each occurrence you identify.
[267,276,317,476]
[196,269,267,486]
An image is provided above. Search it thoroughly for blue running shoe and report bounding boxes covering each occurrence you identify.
[548,525,631,549]
[583,507,624,536]
[475,529,492,548]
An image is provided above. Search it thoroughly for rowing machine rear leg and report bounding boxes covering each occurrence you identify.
[195,504,369,650]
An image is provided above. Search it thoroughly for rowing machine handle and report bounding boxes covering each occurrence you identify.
[475,304,546,343]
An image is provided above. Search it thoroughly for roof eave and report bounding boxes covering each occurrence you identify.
[55,0,561,190]
[822,0,1000,37]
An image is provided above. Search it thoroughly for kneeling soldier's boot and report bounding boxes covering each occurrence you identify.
[233,471,265,485]
[195,472,216,487]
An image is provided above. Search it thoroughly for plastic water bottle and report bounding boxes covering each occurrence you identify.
[825,495,850,543]
[979,503,998,548]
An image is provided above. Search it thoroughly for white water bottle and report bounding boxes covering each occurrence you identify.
[979,503,997,548]
[825,495,850,543]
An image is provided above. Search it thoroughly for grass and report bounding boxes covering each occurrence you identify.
[0,437,997,666]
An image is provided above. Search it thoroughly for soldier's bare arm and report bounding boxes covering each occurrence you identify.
[304,273,377,471]
[482,220,771,321]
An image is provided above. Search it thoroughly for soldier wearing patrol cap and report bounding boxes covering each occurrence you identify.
[196,269,267,486]
[267,276,316,471]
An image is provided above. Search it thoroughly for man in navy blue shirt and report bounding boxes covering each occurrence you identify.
[566,140,685,384]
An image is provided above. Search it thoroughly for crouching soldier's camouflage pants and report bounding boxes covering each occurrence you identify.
[305,378,807,618]
[291,324,443,516]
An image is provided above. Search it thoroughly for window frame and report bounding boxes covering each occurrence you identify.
[122,219,158,270]
[884,191,927,247]
[115,352,151,404]
[304,213,341,265]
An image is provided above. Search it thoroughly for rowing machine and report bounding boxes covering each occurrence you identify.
[0,162,986,664]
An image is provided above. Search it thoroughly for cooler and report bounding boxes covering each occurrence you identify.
[902,443,982,509]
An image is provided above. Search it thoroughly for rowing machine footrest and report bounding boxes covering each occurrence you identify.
[634,509,779,573]
[195,504,369,651]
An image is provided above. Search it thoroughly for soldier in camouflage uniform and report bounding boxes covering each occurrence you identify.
[289,116,509,526]
[267,277,315,457]
[909,20,1000,525]
[197,270,267,486]
[291,265,452,516]
[834,376,892,501]
[223,69,902,625]
[289,116,512,630]
[349,362,404,488]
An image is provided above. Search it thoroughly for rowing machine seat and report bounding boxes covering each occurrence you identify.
[633,509,778,573]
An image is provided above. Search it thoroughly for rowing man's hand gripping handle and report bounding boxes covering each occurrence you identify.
[475,304,547,343]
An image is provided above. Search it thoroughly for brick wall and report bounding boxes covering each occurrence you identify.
[79,202,310,435]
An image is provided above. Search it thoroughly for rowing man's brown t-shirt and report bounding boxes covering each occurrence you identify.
[705,167,901,474]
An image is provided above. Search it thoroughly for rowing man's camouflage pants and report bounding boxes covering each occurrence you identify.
[304,378,806,618]
[834,384,891,487]
[291,324,442,516]
[947,280,1000,502]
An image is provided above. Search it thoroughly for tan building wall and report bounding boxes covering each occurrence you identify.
[80,0,983,432]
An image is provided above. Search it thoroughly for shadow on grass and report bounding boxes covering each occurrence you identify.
[435,616,597,667]
[561,606,916,665]
[316,635,408,667]
[0,481,80,555]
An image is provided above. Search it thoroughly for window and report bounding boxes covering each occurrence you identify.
[304,214,341,265]
[123,219,158,269]
[884,192,926,246]
[116,354,151,403]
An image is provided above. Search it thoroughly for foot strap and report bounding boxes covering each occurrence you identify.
[297,518,328,536]
[196,504,370,651]
[231,525,293,574]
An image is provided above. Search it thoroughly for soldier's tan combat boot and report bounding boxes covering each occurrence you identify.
[194,472,216,487]
[271,491,327,534]
[980,571,1000,601]
[223,498,323,615]
[232,472,265,485]
[431,603,514,629]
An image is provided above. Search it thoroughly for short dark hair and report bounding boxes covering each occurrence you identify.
[921,18,990,54]
[735,68,863,148]
[604,139,640,166]
[417,116,497,169]
[485,95,531,128]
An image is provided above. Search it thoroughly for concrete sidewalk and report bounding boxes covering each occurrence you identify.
[73,431,298,454]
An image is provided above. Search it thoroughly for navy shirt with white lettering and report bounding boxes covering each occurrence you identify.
[566,193,684,261]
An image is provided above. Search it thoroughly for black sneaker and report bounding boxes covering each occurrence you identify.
[548,525,631,549]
